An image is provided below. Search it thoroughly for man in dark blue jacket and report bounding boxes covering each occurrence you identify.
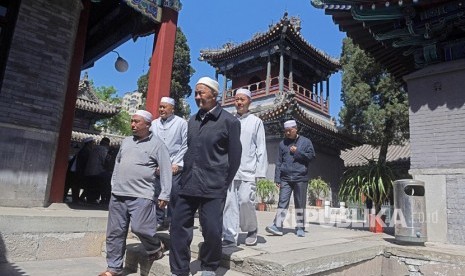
[169,77,242,276]
[266,119,315,237]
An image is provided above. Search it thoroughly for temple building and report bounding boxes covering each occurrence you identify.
[0,0,180,207]
[311,0,465,245]
[200,14,359,202]
[70,74,123,152]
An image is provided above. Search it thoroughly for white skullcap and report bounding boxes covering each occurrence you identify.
[134,110,153,122]
[235,88,251,98]
[83,137,94,143]
[284,120,297,129]
[196,77,219,94]
[160,96,175,106]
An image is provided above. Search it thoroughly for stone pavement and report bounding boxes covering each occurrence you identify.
[1,205,465,275]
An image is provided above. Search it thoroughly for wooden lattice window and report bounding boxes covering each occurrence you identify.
[0,0,21,89]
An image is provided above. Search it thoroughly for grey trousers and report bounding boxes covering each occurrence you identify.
[273,181,308,230]
[105,195,162,273]
[223,180,257,243]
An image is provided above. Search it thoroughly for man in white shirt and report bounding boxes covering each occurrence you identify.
[222,88,268,247]
[150,97,188,230]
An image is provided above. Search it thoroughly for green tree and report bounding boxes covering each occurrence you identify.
[339,37,409,163]
[138,27,195,118]
[93,85,132,136]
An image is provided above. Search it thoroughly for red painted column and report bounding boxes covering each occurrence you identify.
[146,7,179,116]
[49,0,90,203]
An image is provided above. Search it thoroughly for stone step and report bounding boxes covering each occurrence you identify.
[0,204,108,262]
[124,239,250,276]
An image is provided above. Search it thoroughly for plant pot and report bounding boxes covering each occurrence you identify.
[315,199,323,207]
[369,214,385,233]
[257,202,267,211]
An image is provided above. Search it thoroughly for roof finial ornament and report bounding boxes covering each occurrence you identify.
[283,11,288,19]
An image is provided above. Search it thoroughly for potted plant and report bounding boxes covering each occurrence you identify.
[256,179,277,211]
[308,177,330,207]
[338,159,395,233]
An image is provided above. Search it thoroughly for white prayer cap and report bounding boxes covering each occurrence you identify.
[134,110,153,122]
[83,137,94,143]
[284,120,297,129]
[196,77,219,94]
[160,96,175,106]
[235,88,251,98]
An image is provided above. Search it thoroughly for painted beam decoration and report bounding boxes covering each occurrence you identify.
[311,0,465,79]
[122,0,181,23]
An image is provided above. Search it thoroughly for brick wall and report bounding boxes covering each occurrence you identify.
[406,59,465,245]
[0,0,81,207]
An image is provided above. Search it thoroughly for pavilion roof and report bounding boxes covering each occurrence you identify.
[311,0,465,80]
[341,142,410,167]
[248,92,359,151]
[76,75,121,116]
[199,14,340,73]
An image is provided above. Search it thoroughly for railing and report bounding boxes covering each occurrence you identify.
[222,77,329,115]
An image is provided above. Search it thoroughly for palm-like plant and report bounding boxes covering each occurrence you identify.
[256,179,277,204]
[308,177,330,200]
[338,159,395,214]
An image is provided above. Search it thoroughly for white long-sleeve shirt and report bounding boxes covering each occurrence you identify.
[150,114,188,167]
[234,113,268,181]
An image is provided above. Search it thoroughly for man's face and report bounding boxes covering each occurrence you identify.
[131,115,150,138]
[284,127,298,139]
[159,102,174,120]
[195,84,217,111]
[234,94,251,115]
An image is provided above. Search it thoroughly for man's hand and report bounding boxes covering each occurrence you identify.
[172,164,179,175]
[158,199,168,209]
[290,145,297,154]
[155,167,160,176]
[275,182,281,188]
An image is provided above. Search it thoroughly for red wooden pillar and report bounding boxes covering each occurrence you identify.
[146,7,178,116]
[49,0,90,203]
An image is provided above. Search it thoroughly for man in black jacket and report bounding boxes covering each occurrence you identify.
[169,77,242,276]
[265,120,315,238]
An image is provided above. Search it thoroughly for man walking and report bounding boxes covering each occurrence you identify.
[150,96,188,230]
[169,77,241,276]
[222,88,268,247]
[99,110,172,276]
[265,120,315,237]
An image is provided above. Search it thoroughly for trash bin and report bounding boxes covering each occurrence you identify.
[393,179,427,244]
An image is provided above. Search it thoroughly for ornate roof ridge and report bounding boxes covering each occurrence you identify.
[77,76,121,115]
[199,13,339,66]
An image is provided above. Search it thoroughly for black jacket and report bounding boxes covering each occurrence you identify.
[180,104,242,198]
[274,135,315,183]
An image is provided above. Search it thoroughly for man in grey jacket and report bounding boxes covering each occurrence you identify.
[99,110,172,276]
[265,120,315,238]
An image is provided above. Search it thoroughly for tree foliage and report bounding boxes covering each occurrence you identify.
[137,27,195,118]
[339,38,409,163]
[93,85,132,136]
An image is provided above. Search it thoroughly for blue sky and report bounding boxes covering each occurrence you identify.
[83,0,346,118]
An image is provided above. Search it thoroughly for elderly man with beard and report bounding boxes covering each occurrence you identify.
[99,110,172,276]
[150,96,188,230]
[222,88,268,247]
[169,77,242,276]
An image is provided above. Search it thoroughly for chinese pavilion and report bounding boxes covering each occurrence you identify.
[70,73,123,151]
[311,0,465,245]
[200,14,359,201]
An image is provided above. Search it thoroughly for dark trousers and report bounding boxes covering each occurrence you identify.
[273,181,308,230]
[155,172,182,225]
[106,195,162,274]
[169,195,225,276]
